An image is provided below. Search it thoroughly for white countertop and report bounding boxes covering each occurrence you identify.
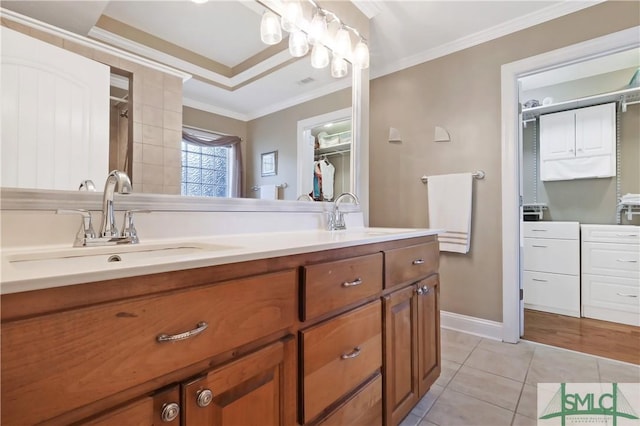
[0,227,440,295]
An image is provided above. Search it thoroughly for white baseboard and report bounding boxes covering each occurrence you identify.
[440,310,503,341]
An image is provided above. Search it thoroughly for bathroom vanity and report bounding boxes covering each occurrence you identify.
[1,228,441,426]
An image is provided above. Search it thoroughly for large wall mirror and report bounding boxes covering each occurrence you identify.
[0,0,368,204]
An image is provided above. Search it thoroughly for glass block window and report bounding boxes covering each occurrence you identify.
[181,138,231,197]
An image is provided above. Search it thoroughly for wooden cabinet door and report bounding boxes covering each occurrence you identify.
[383,285,418,426]
[182,336,295,426]
[417,275,441,397]
[83,386,180,426]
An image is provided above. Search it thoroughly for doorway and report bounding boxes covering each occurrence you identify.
[500,27,640,351]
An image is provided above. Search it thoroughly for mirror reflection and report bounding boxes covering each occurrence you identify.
[0,0,365,201]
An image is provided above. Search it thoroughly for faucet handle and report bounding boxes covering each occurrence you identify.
[121,209,150,244]
[57,209,96,246]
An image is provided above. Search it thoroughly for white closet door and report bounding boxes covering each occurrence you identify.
[574,102,615,158]
[539,109,575,161]
[1,27,109,190]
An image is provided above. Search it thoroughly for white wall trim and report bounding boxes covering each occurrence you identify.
[440,311,503,341]
[0,8,191,81]
[500,26,640,344]
[372,1,604,80]
[182,98,250,122]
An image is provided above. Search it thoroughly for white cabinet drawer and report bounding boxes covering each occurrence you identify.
[581,225,640,244]
[523,221,579,240]
[524,238,580,275]
[523,271,580,317]
[582,275,640,326]
[582,242,640,279]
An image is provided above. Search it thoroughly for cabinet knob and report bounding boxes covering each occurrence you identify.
[160,402,180,422]
[196,389,213,407]
[416,285,429,296]
[412,258,425,265]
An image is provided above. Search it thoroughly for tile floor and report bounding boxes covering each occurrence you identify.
[400,328,640,426]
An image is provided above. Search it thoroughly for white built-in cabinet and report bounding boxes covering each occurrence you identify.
[581,224,640,326]
[539,103,616,181]
[523,221,580,317]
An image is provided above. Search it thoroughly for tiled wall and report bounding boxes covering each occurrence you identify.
[0,18,183,195]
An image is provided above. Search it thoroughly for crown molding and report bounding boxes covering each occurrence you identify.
[351,0,383,19]
[182,98,250,122]
[0,8,191,81]
[371,0,605,79]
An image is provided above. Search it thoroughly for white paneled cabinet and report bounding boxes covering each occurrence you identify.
[581,225,640,326]
[539,103,616,181]
[523,222,580,317]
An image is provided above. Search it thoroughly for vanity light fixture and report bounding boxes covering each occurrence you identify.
[258,0,370,77]
[260,10,282,45]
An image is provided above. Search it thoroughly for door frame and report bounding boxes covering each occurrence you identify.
[500,26,640,343]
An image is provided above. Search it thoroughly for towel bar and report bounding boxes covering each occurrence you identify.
[420,170,485,184]
[251,183,288,191]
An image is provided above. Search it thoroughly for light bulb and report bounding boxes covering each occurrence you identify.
[331,54,348,78]
[281,1,302,32]
[260,11,282,45]
[311,44,329,69]
[308,11,327,45]
[289,30,309,57]
[353,40,370,69]
[334,27,351,58]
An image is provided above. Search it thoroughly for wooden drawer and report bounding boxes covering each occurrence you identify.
[385,241,439,288]
[318,373,382,426]
[523,221,579,239]
[1,270,297,426]
[581,224,640,243]
[523,271,580,317]
[300,300,382,424]
[302,253,383,321]
[582,242,640,279]
[523,237,579,275]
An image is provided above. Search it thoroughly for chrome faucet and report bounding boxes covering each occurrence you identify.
[100,170,132,237]
[328,192,360,230]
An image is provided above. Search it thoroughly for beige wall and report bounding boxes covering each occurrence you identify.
[247,90,351,200]
[0,18,184,195]
[369,1,640,322]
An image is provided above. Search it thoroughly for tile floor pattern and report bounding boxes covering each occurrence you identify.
[400,328,640,426]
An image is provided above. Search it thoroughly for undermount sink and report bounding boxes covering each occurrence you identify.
[7,242,238,270]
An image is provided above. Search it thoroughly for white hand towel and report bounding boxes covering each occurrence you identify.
[427,173,473,254]
[259,184,278,200]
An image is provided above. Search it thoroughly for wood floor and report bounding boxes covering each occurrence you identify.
[523,309,640,365]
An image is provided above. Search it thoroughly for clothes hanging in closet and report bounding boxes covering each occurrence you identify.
[310,158,335,201]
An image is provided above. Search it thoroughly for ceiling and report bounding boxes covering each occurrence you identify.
[1,0,607,120]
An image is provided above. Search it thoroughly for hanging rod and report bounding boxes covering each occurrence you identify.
[420,170,485,184]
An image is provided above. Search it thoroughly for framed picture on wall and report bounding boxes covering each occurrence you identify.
[261,150,278,176]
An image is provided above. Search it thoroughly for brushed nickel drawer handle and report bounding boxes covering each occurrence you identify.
[616,259,638,263]
[616,292,638,298]
[340,346,361,360]
[157,322,208,343]
[616,233,638,237]
[532,278,548,282]
[532,245,548,248]
[531,229,547,232]
[342,278,363,287]
[412,259,425,265]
